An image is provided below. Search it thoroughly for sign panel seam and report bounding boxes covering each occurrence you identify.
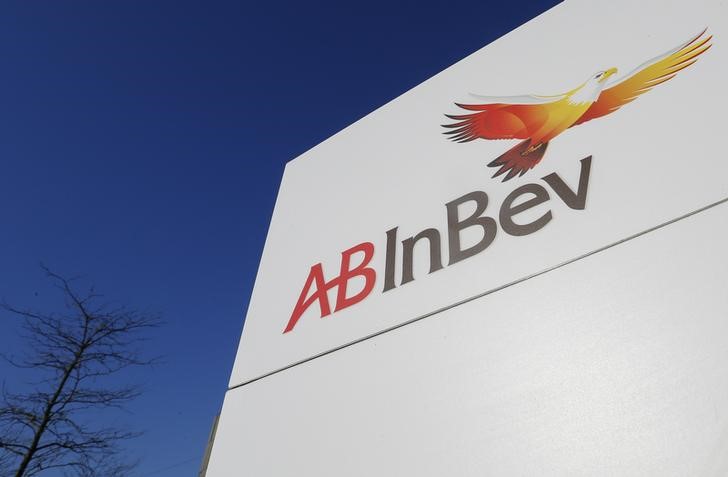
[229,194,728,391]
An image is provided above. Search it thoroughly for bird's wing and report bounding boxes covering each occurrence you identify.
[442,94,564,142]
[574,30,712,126]
[466,93,562,105]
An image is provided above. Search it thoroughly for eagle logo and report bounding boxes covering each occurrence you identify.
[443,30,712,181]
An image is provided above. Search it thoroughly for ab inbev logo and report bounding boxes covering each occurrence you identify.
[283,30,711,334]
[445,30,712,181]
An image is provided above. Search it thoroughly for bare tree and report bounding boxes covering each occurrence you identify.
[0,267,159,477]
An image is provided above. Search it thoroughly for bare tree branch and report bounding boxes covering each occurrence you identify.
[0,267,161,477]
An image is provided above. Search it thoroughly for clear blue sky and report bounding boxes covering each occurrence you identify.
[0,1,558,475]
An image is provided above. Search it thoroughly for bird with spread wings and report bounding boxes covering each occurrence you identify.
[442,30,712,181]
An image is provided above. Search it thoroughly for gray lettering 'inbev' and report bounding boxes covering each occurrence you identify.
[385,156,593,292]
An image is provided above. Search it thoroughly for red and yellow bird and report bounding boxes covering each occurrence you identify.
[443,30,712,181]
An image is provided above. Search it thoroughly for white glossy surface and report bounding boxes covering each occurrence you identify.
[208,202,728,476]
[232,0,728,384]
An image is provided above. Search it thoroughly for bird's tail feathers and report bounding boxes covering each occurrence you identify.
[488,140,548,182]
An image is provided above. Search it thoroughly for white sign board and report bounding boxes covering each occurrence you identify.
[208,203,728,476]
[230,0,727,388]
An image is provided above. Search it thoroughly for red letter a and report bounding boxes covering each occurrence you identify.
[283,263,332,333]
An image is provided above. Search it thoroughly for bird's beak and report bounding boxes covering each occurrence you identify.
[600,67,618,83]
